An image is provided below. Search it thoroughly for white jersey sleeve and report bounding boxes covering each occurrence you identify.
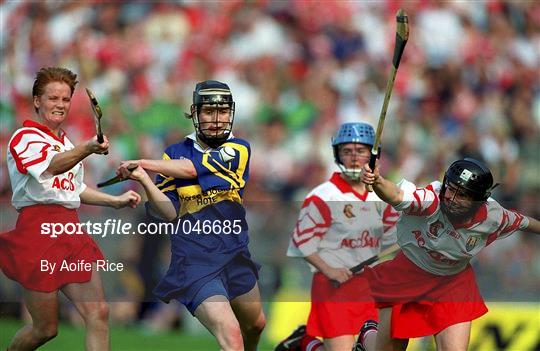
[288,194,332,257]
[9,128,59,181]
[394,179,440,216]
[8,123,86,210]
[484,200,529,245]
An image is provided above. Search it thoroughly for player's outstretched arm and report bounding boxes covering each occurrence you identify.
[80,186,141,209]
[118,165,178,221]
[119,159,197,179]
[46,135,109,175]
[361,163,403,207]
[523,216,540,234]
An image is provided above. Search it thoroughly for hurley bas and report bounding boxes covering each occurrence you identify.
[40,259,124,274]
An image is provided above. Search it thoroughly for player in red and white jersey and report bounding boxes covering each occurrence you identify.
[8,120,86,209]
[276,123,399,351]
[362,157,540,351]
[0,67,141,351]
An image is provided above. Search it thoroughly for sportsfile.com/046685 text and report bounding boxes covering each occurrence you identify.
[40,219,243,238]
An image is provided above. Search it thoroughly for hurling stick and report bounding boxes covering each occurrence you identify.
[97,164,138,188]
[367,9,409,191]
[331,243,400,288]
[85,88,108,155]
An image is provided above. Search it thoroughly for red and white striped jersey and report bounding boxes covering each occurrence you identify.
[7,120,86,210]
[395,179,530,275]
[287,173,399,271]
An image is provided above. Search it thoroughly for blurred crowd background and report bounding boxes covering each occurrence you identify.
[1,0,539,335]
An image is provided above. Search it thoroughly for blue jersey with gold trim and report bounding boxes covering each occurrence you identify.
[154,136,251,265]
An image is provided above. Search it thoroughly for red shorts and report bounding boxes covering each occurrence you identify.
[364,252,488,338]
[0,204,104,292]
[307,272,377,338]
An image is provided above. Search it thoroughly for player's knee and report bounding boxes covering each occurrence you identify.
[222,324,244,350]
[255,312,267,333]
[245,312,266,337]
[35,323,58,342]
[84,301,109,324]
[94,302,109,323]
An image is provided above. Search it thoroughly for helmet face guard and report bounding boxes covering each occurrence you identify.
[440,158,495,220]
[188,80,235,148]
[331,122,378,180]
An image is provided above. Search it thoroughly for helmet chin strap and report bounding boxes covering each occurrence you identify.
[197,131,230,148]
[337,163,362,181]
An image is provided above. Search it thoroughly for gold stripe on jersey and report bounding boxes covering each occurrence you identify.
[222,142,248,183]
[160,185,176,193]
[201,142,248,189]
[176,184,242,216]
[156,152,175,188]
[204,156,241,188]
[156,177,175,189]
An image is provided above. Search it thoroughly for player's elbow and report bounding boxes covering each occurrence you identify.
[175,161,197,179]
[166,215,177,222]
[148,203,177,222]
[185,165,197,179]
[163,210,177,222]
[44,164,63,176]
[380,187,403,207]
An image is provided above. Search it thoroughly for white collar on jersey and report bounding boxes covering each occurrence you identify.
[186,132,235,152]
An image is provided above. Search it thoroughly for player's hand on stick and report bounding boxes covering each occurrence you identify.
[117,160,140,175]
[113,190,141,209]
[117,161,149,183]
[85,135,109,155]
[361,161,380,186]
[322,266,352,285]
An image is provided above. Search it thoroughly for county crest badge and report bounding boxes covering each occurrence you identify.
[343,204,355,218]
[466,235,480,252]
[428,220,444,239]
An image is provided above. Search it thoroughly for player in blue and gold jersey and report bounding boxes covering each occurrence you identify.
[118,80,265,351]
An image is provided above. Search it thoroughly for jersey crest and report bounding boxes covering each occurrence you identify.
[465,235,480,252]
[427,220,444,239]
[343,204,355,218]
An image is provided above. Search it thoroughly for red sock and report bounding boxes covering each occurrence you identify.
[300,335,324,351]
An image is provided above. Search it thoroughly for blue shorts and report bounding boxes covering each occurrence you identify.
[178,254,259,315]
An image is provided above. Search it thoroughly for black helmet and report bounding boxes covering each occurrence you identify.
[188,80,235,148]
[443,158,494,201]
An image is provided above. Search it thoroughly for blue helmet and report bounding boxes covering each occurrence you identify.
[332,122,375,147]
[331,122,377,180]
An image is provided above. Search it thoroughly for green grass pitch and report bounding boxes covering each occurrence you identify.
[0,318,275,350]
